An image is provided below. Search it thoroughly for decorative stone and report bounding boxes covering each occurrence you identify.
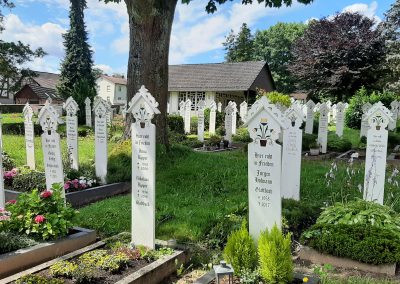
[360,103,372,138]
[23,103,35,169]
[38,100,64,194]
[84,97,92,127]
[335,102,345,137]
[224,104,233,146]
[244,96,285,240]
[126,85,160,249]
[281,104,304,200]
[364,102,393,205]
[209,101,217,135]
[305,100,315,134]
[63,97,79,170]
[197,101,206,142]
[318,103,329,154]
[93,96,108,183]
[240,101,248,123]
[184,99,191,134]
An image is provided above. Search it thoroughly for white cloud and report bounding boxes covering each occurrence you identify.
[94,64,113,74]
[342,1,381,23]
[1,14,65,58]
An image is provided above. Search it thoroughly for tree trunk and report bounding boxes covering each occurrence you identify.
[123,0,177,147]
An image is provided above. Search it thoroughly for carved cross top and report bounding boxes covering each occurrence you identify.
[365,102,394,130]
[209,101,217,111]
[284,104,304,128]
[23,102,34,121]
[126,85,160,127]
[93,96,109,118]
[38,100,60,132]
[63,96,79,116]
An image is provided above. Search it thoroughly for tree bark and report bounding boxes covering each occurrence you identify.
[123,0,177,146]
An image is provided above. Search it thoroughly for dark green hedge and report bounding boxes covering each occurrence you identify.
[301,223,400,265]
[327,133,352,152]
[168,115,184,134]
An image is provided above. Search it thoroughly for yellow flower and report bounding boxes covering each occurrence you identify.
[303,277,309,283]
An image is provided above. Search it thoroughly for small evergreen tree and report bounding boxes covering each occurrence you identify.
[58,0,96,105]
[223,23,254,62]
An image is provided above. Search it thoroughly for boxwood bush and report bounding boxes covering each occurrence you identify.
[0,232,37,254]
[167,115,184,134]
[327,133,352,152]
[12,168,46,192]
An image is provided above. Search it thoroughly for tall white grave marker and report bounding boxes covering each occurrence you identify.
[197,101,206,142]
[364,102,393,205]
[179,101,185,117]
[23,103,35,169]
[360,103,372,137]
[281,104,304,200]
[38,100,64,194]
[229,101,238,135]
[184,99,191,134]
[305,100,315,134]
[245,96,285,240]
[63,97,79,170]
[389,101,398,131]
[318,103,329,154]
[93,97,108,183]
[209,101,217,135]
[106,98,113,126]
[335,102,345,137]
[240,101,248,123]
[127,86,160,249]
[85,97,92,127]
[217,102,222,112]
[224,104,233,146]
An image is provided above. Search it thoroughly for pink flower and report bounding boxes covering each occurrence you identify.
[40,190,52,198]
[6,200,16,205]
[34,215,45,224]
[64,183,70,190]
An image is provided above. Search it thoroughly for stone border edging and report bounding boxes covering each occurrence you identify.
[299,246,396,276]
[0,227,97,280]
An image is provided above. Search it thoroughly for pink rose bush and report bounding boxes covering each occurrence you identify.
[40,190,53,199]
[34,215,46,224]
[63,177,96,193]
[4,168,18,186]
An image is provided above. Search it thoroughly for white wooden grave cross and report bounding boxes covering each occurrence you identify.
[197,101,206,142]
[23,102,35,169]
[305,100,315,134]
[281,104,304,201]
[318,103,329,154]
[389,101,399,131]
[217,102,222,113]
[106,98,113,126]
[240,101,248,123]
[335,102,345,137]
[179,101,185,117]
[63,97,79,170]
[224,104,234,146]
[229,101,238,135]
[126,86,160,249]
[360,102,372,138]
[244,96,285,241]
[209,101,217,135]
[85,97,92,127]
[363,102,393,205]
[38,100,64,195]
[93,96,109,183]
[184,99,192,134]
[0,107,4,208]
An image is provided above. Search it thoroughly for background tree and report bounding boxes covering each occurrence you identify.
[253,22,306,94]
[103,0,314,144]
[381,0,400,93]
[223,23,254,62]
[0,0,46,99]
[58,0,96,114]
[289,12,384,102]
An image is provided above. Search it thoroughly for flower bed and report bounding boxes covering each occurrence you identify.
[5,233,188,284]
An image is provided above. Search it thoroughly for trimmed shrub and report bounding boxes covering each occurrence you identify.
[12,169,46,192]
[168,115,184,134]
[207,135,223,147]
[233,128,251,143]
[258,224,293,284]
[16,275,64,284]
[327,133,352,152]
[0,232,37,254]
[301,223,400,265]
[190,116,198,133]
[302,133,318,151]
[223,221,258,276]
[3,152,16,171]
[258,90,292,108]
[107,140,131,183]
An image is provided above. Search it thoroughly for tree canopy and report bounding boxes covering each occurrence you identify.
[289,12,385,102]
[223,23,254,62]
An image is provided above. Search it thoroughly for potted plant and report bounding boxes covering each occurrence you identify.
[309,141,320,156]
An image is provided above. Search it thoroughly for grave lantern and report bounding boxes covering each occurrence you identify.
[214,261,234,284]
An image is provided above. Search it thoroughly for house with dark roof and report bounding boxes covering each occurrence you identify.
[14,71,63,104]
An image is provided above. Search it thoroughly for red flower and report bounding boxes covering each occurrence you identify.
[6,200,16,205]
[34,215,46,224]
[40,190,53,198]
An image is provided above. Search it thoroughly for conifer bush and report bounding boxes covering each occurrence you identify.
[258,224,293,284]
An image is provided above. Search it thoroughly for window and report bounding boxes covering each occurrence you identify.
[107,85,111,92]
[178,91,205,111]
[216,92,241,109]
[119,86,122,92]
[117,97,122,101]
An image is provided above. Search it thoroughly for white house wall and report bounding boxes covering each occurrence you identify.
[114,84,127,105]
[96,78,115,103]
[169,91,179,114]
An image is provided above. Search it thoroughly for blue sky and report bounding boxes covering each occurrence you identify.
[0,0,394,75]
